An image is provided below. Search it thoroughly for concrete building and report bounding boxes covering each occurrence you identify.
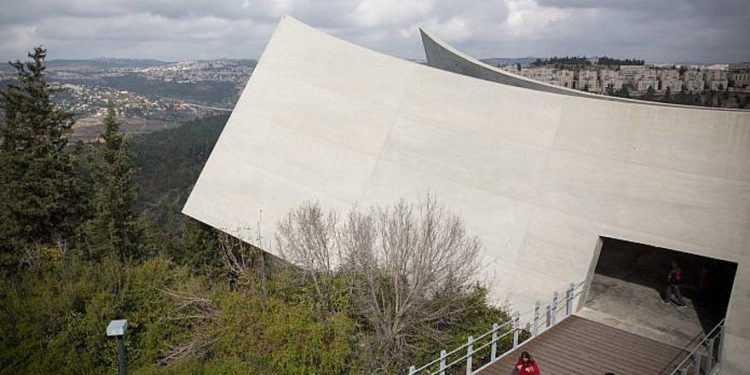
[709,79,729,91]
[518,67,576,89]
[642,66,658,80]
[705,69,728,82]
[663,80,683,93]
[729,62,750,89]
[619,65,647,86]
[682,69,706,92]
[184,17,750,374]
[637,79,659,92]
[658,69,680,92]
[685,78,706,92]
[576,70,599,92]
[551,69,575,88]
[599,69,623,92]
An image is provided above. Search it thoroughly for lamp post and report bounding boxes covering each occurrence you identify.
[106,319,128,375]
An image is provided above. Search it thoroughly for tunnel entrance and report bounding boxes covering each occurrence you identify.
[580,237,737,349]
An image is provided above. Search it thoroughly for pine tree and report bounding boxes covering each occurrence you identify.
[0,46,83,259]
[83,101,141,261]
[606,83,615,96]
[677,85,690,104]
[645,85,656,100]
[616,85,631,98]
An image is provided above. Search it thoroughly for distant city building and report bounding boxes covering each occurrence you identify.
[496,57,745,101]
[704,68,729,91]
[638,80,659,92]
[729,62,750,89]
[659,69,681,92]
[599,69,623,91]
[576,70,599,92]
[685,79,705,92]
[619,65,647,85]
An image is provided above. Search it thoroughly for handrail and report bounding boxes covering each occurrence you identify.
[409,319,518,373]
[408,280,586,375]
[668,318,727,375]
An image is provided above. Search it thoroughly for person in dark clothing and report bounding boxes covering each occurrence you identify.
[698,266,710,305]
[663,260,687,308]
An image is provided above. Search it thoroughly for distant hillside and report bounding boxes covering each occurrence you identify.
[143,59,257,70]
[132,114,228,229]
[480,57,538,66]
[64,73,239,107]
[45,58,169,69]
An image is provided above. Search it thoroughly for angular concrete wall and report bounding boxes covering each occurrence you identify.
[183,16,750,373]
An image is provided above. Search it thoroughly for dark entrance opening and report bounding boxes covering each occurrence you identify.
[582,237,737,349]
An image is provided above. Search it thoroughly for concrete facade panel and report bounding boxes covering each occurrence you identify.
[553,101,750,182]
[381,115,548,203]
[358,158,537,265]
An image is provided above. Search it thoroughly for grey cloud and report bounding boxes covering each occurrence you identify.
[0,0,748,63]
[0,0,283,24]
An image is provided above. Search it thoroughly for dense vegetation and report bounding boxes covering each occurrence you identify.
[658,86,749,108]
[606,83,750,108]
[532,56,644,68]
[132,114,227,230]
[0,48,509,374]
[596,56,645,66]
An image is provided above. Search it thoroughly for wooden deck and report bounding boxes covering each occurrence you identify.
[478,315,688,375]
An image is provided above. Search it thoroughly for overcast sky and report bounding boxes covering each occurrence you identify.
[1,0,748,63]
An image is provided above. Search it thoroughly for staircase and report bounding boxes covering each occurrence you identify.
[478,315,688,375]
[407,282,726,375]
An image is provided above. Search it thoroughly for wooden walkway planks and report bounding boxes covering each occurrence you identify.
[478,315,688,375]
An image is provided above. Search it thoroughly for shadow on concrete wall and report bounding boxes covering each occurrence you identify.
[593,237,737,334]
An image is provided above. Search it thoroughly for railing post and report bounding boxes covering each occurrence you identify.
[693,348,701,374]
[440,349,447,375]
[546,304,551,327]
[533,301,540,336]
[717,323,726,365]
[491,324,498,362]
[409,365,416,375]
[706,337,715,374]
[551,291,558,325]
[566,282,574,316]
[513,313,520,348]
[466,336,473,375]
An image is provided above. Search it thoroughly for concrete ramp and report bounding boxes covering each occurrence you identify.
[479,316,687,375]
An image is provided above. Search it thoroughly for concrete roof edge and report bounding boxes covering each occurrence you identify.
[419,27,750,113]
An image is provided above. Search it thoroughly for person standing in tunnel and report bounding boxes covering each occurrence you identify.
[663,260,687,308]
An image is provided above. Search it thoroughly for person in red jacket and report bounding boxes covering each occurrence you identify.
[514,351,540,375]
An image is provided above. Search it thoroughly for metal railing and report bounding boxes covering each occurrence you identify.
[407,281,586,375]
[669,318,727,375]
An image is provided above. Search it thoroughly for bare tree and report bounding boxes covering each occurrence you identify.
[276,201,340,273]
[275,195,482,373]
[352,197,480,372]
[217,231,268,288]
[276,201,342,312]
[158,287,219,364]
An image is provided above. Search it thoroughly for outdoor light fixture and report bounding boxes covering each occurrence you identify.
[106,319,128,375]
